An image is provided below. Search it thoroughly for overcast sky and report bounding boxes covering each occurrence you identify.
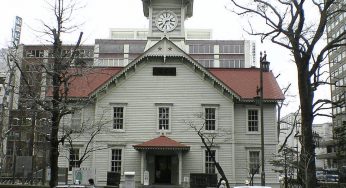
[0,0,332,123]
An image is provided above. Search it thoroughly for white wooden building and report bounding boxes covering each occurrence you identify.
[57,0,284,187]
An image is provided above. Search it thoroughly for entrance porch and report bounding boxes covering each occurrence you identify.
[133,135,190,186]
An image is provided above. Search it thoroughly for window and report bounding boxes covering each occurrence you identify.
[249,151,260,174]
[71,110,82,129]
[197,59,214,67]
[69,148,80,171]
[26,50,44,57]
[158,107,170,130]
[248,109,259,132]
[189,44,213,54]
[220,44,244,53]
[153,67,176,76]
[113,107,124,129]
[111,149,122,173]
[205,108,216,130]
[220,59,245,68]
[205,150,216,174]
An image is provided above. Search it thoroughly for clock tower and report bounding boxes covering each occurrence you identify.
[142,0,193,50]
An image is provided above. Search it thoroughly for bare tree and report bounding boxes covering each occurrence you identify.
[229,1,346,187]
[34,1,85,186]
[247,164,260,186]
[61,113,111,168]
[279,108,301,153]
[276,83,296,141]
[0,49,13,165]
[185,113,231,188]
[3,0,91,186]
[270,147,298,188]
[273,110,301,187]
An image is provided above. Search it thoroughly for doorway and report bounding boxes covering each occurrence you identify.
[155,155,171,184]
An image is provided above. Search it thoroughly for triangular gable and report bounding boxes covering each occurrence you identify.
[90,37,241,100]
[133,135,190,150]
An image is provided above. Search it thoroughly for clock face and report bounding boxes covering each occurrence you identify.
[155,10,178,32]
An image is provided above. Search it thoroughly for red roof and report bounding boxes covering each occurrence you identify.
[133,135,190,150]
[56,67,283,101]
[47,67,122,98]
[208,68,284,100]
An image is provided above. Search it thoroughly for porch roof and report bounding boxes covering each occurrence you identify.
[133,135,190,151]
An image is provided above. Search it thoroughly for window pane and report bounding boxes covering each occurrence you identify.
[248,110,258,132]
[205,150,216,174]
[205,108,216,130]
[111,149,122,173]
[113,107,124,129]
[159,107,169,130]
[249,151,260,174]
[69,148,80,171]
[71,110,81,129]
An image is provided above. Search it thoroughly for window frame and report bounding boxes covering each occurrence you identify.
[69,148,80,171]
[156,103,173,132]
[157,106,171,132]
[202,104,219,132]
[247,108,260,133]
[153,67,177,76]
[110,148,123,174]
[113,106,125,130]
[71,109,82,129]
[203,148,218,174]
[110,103,127,132]
[248,150,261,175]
[204,107,216,131]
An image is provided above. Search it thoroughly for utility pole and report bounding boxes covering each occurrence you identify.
[259,51,270,186]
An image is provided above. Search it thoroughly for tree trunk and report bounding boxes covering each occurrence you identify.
[49,36,62,188]
[49,86,61,187]
[49,119,59,188]
[296,62,316,188]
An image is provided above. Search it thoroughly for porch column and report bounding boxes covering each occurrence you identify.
[178,152,182,185]
[141,151,146,184]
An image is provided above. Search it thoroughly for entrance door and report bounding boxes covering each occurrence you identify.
[155,156,171,184]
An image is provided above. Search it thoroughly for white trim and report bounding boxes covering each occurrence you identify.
[110,104,127,132]
[71,109,83,129]
[202,105,219,132]
[202,148,218,174]
[68,147,80,172]
[247,149,261,176]
[109,147,125,175]
[156,105,172,133]
[246,107,260,134]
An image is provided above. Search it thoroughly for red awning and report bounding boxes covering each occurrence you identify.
[133,135,190,151]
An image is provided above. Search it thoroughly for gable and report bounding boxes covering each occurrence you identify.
[90,38,240,101]
[64,38,283,102]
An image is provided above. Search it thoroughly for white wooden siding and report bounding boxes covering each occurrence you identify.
[57,58,279,187]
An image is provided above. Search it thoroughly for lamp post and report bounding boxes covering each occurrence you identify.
[255,51,270,186]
